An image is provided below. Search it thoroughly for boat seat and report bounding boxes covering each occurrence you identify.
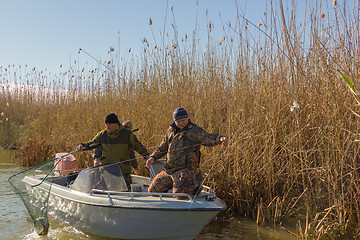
[192,172,202,195]
[149,160,166,178]
[51,176,68,186]
[52,172,79,187]
[66,172,79,186]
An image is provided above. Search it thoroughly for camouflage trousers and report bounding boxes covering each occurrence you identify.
[148,168,196,196]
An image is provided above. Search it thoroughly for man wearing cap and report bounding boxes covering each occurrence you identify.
[76,113,149,186]
[146,107,229,198]
[92,120,146,175]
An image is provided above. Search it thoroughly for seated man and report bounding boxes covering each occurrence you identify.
[146,107,229,199]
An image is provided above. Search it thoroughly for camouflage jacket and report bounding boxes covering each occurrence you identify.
[150,121,223,174]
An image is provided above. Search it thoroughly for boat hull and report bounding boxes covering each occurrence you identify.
[24,175,226,239]
[49,195,219,239]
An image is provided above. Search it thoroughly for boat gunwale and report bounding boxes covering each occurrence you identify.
[23,175,227,212]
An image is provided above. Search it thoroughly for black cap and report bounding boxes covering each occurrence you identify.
[105,113,120,124]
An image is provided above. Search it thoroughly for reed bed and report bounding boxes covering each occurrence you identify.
[1,1,360,238]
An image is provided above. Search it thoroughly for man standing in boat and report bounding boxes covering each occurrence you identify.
[92,120,143,174]
[146,107,229,199]
[76,113,149,186]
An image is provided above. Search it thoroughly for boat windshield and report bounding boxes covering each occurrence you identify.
[70,162,128,193]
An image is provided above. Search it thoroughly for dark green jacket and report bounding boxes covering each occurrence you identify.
[82,125,149,175]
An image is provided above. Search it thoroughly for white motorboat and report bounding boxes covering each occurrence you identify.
[22,162,226,240]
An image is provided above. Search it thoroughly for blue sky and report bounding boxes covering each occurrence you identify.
[0,0,320,74]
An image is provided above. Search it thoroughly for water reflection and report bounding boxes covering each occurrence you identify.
[19,217,296,240]
[0,151,30,240]
[197,217,296,240]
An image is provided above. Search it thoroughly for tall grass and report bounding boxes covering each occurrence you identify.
[1,1,360,238]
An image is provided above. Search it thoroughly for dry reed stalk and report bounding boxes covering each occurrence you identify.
[1,1,360,238]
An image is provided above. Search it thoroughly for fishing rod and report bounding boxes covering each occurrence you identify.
[144,139,309,189]
[78,48,124,81]
[226,15,292,64]
[231,11,348,77]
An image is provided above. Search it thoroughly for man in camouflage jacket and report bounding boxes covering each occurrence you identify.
[146,108,228,198]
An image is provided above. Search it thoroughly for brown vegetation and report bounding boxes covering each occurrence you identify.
[1,1,360,238]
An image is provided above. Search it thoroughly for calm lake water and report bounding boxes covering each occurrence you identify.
[1,150,296,240]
